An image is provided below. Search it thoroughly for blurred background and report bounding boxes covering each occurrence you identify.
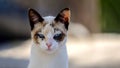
[0,0,120,68]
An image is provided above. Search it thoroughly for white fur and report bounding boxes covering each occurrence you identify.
[28,43,68,68]
[28,16,68,68]
[43,16,55,24]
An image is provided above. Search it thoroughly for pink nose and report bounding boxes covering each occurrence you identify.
[46,43,52,49]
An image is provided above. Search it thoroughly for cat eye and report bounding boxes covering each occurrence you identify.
[36,34,45,40]
[53,33,64,41]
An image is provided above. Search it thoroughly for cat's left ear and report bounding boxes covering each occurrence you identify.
[55,8,71,30]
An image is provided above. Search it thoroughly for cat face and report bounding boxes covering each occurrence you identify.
[28,8,70,53]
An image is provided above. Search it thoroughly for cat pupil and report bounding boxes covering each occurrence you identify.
[53,33,62,41]
[37,34,45,40]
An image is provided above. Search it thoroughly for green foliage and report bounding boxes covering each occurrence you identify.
[100,0,120,33]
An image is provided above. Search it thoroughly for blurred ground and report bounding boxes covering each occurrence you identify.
[0,33,120,68]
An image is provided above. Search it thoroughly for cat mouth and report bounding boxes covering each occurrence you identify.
[46,48,52,51]
[46,48,56,52]
[44,48,58,54]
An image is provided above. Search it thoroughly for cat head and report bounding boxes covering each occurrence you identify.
[28,8,70,54]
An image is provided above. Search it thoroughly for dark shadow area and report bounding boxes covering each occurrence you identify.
[0,40,24,51]
[0,0,30,43]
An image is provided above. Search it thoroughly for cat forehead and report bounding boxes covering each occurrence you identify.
[43,16,66,32]
[42,23,63,35]
[32,16,66,34]
[43,16,55,24]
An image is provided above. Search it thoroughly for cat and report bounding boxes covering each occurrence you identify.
[28,8,70,68]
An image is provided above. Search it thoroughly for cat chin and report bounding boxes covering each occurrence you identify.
[43,49,58,54]
[38,46,57,54]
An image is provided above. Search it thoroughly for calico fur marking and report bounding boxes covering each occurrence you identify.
[32,23,66,44]
[28,8,70,45]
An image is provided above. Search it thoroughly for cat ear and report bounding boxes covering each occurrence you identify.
[55,8,70,30]
[28,8,44,30]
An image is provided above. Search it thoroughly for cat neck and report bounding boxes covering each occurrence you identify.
[28,43,68,68]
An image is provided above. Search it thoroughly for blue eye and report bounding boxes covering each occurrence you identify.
[36,34,45,40]
[53,33,63,41]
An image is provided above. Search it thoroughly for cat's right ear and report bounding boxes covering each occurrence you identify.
[28,8,44,30]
